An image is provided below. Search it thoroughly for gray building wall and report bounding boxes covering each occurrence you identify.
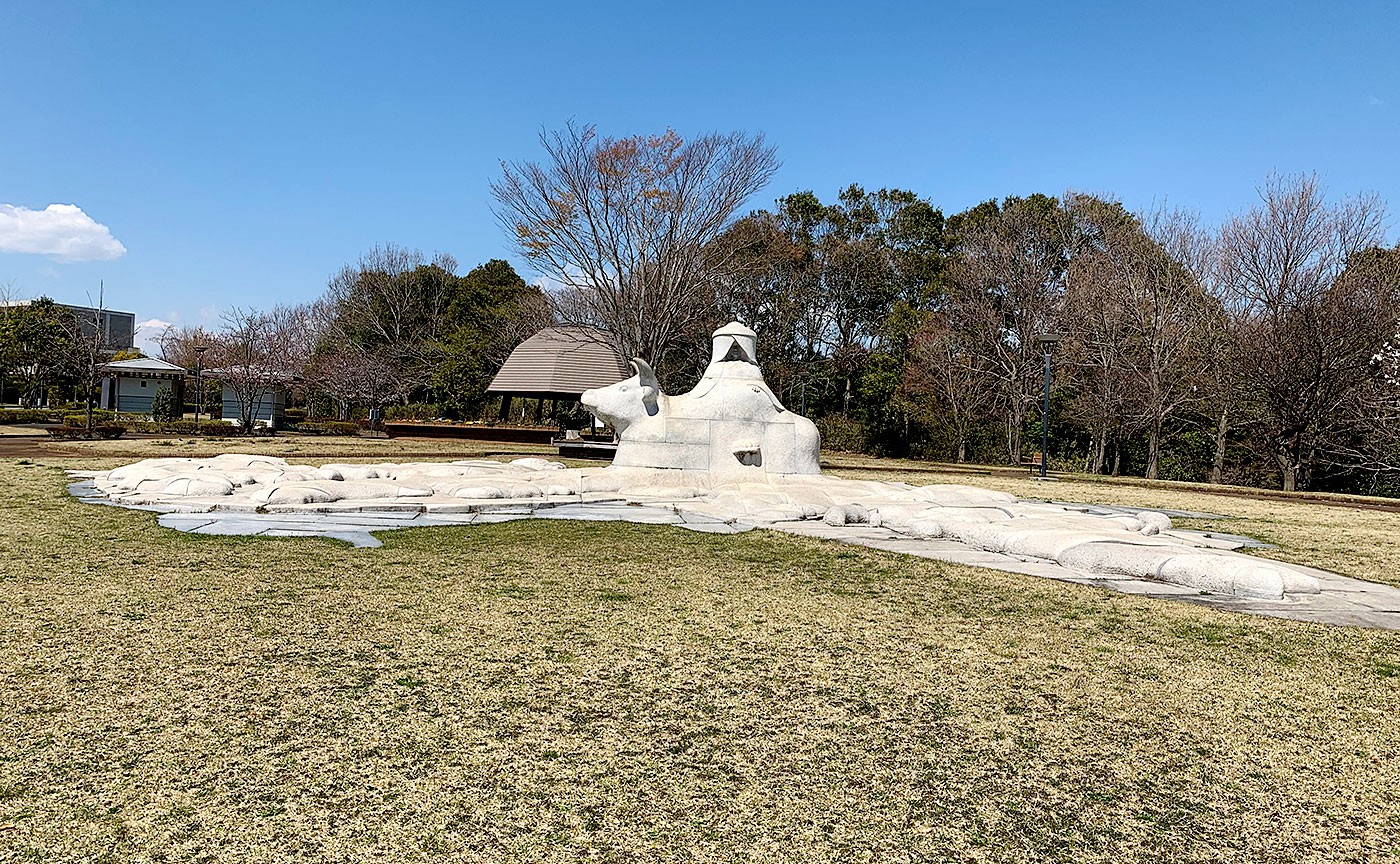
[222,384,285,425]
[0,301,136,350]
[100,375,183,414]
[71,306,136,350]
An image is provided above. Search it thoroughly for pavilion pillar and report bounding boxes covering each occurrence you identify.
[498,395,512,422]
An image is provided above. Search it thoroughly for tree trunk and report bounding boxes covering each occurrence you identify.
[1090,429,1107,475]
[1111,443,1121,476]
[957,437,967,463]
[1210,407,1228,485]
[1006,407,1023,465]
[1276,438,1304,491]
[1145,419,1162,480]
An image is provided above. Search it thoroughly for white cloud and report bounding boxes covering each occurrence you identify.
[135,318,173,354]
[0,203,127,262]
[1368,94,1385,106]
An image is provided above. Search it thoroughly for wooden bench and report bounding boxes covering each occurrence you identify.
[1027,452,1045,475]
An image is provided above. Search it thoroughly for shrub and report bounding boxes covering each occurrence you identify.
[161,420,200,435]
[151,385,180,422]
[0,410,64,425]
[384,403,443,422]
[58,409,145,427]
[197,422,243,437]
[64,412,103,427]
[62,412,128,431]
[45,425,125,440]
[815,414,869,453]
[293,420,362,437]
[283,408,307,424]
[555,404,594,430]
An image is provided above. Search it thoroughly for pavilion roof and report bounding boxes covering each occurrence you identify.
[487,326,627,398]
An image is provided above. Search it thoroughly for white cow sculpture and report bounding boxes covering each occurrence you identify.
[582,321,822,477]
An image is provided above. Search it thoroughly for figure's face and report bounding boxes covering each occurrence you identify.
[709,332,759,368]
[581,374,657,430]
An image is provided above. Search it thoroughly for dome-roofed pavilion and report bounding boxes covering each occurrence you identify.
[487,326,627,421]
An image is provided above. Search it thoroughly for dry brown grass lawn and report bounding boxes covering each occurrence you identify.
[0,441,1397,862]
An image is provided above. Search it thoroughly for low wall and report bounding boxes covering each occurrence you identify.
[383,422,556,444]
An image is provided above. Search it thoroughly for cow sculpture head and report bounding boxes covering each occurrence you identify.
[580,358,661,432]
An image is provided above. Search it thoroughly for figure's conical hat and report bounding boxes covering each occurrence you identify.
[709,321,758,366]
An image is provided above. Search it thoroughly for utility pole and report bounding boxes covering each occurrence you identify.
[1035,333,1062,479]
[194,345,208,423]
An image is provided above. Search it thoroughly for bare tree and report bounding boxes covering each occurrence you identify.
[1217,173,1392,490]
[1065,199,1216,478]
[305,348,406,419]
[321,244,459,399]
[1120,208,1216,478]
[1194,298,1248,485]
[900,311,998,462]
[1309,246,1400,488]
[492,123,779,378]
[63,283,116,430]
[948,195,1071,464]
[209,306,313,430]
[157,324,219,368]
[1062,236,1133,475]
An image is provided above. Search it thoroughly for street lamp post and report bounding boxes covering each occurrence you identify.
[193,346,208,424]
[1034,333,1063,479]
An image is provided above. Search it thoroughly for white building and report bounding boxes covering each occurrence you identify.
[99,357,187,414]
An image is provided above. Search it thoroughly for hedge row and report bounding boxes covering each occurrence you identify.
[62,411,149,427]
[45,426,126,440]
[0,410,65,424]
[291,421,363,436]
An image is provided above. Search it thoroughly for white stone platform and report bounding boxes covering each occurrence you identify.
[65,454,1400,629]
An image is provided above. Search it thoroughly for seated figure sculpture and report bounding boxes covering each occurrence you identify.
[582,322,822,477]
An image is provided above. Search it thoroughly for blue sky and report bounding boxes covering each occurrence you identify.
[1,0,1396,349]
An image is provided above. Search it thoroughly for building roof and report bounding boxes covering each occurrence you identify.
[102,357,188,375]
[487,326,628,397]
[2,299,136,321]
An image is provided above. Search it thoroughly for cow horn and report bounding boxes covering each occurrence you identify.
[631,358,658,391]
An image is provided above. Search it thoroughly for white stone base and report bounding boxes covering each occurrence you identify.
[74,454,1339,606]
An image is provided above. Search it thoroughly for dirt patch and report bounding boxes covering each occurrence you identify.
[0,435,66,459]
